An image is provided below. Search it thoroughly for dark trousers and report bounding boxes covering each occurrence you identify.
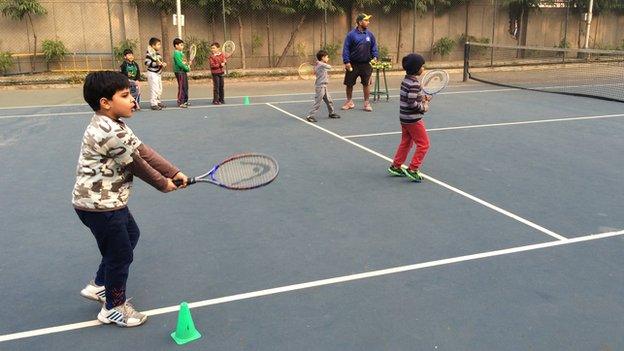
[76,207,140,309]
[175,71,189,105]
[212,74,224,102]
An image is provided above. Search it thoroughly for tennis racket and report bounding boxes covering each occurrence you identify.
[223,40,236,58]
[189,44,197,64]
[147,46,162,65]
[174,153,279,190]
[298,62,315,80]
[421,70,449,95]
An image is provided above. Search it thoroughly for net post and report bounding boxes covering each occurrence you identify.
[463,42,470,82]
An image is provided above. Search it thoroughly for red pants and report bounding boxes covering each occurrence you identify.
[392,120,430,170]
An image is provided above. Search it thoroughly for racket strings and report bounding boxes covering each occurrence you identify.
[422,71,449,95]
[213,155,278,189]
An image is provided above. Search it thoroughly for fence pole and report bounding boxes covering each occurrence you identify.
[412,0,417,52]
[323,4,328,47]
[490,0,497,67]
[222,0,228,41]
[176,0,182,39]
[107,0,115,69]
[563,0,569,62]
[463,42,470,82]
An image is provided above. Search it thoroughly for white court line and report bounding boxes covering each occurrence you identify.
[0,86,519,117]
[1,229,621,343]
[266,103,567,241]
[343,113,624,139]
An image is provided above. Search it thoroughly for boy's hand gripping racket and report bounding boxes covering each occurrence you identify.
[421,70,449,95]
[174,153,278,190]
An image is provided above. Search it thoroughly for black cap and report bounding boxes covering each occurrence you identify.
[402,53,425,75]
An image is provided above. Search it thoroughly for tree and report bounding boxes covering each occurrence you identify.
[274,0,340,67]
[247,0,293,67]
[500,0,546,46]
[0,0,47,73]
[130,0,176,65]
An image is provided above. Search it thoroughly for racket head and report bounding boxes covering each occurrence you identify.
[421,70,449,95]
[189,44,197,62]
[298,62,315,80]
[195,153,279,190]
[223,40,236,56]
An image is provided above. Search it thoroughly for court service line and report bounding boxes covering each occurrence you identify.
[343,113,624,139]
[1,229,621,343]
[266,103,567,241]
[0,86,520,117]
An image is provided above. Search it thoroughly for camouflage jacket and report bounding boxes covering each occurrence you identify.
[72,114,142,211]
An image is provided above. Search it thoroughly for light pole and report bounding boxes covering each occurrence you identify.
[176,0,182,39]
[583,0,594,49]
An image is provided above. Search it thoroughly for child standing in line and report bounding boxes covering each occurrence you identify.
[120,49,141,111]
[173,38,190,108]
[144,37,167,110]
[209,42,227,105]
[305,49,341,123]
[75,71,188,327]
[387,53,431,182]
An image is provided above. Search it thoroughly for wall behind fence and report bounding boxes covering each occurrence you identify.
[1,0,622,75]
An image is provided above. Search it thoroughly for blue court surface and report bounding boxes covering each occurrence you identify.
[1,82,623,350]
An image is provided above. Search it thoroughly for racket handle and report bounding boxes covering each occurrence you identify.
[173,178,196,187]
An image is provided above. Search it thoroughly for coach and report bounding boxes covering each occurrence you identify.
[342,13,378,112]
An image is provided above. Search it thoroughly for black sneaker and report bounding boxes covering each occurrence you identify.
[150,105,162,110]
[387,165,405,177]
[328,113,341,119]
[403,168,423,182]
[306,116,317,123]
[158,102,166,108]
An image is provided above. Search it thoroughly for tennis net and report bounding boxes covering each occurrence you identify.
[463,42,624,103]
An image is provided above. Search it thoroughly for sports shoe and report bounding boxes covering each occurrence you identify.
[403,168,423,182]
[212,101,221,105]
[158,102,166,108]
[341,100,355,110]
[387,165,405,177]
[328,113,341,119]
[305,115,318,123]
[179,103,188,108]
[150,105,162,111]
[80,280,106,303]
[98,299,147,327]
[363,101,373,112]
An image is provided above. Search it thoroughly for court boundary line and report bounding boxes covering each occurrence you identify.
[0,83,502,111]
[1,229,621,343]
[266,103,566,241]
[343,113,624,139]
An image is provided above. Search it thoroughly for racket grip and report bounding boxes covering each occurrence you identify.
[173,178,196,187]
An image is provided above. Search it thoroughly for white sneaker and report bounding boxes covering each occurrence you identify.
[97,299,147,327]
[80,280,106,303]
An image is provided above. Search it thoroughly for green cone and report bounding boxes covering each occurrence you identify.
[171,302,201,345]
[243,96,250,105]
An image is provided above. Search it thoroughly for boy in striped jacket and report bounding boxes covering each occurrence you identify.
[144,37,167,110]
[387,53,431,182]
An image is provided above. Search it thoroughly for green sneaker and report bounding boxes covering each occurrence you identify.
[387,165,405,177]
[403,168,423,182]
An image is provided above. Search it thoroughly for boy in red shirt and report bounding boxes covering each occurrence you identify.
[209,42,227,105]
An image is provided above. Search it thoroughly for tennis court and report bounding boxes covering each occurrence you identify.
[1,75,623,350]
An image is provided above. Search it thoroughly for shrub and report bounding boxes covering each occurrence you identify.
[0,51,14,74]
[41,39,68,63]
[113,39,138,62]
[378,45,390,61]
[320,42,340,61]
[184,37,211,68]
[432,37,456,58]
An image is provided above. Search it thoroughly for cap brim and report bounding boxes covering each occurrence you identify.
[363,15,372,20]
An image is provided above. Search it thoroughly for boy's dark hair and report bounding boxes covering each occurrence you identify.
[211,42,220,48]
[402,53,425,75]
[316,50,329,61]
[83,71,130,111]
[123,49,133,56]
[173,38,184,47]
[148,37,161,47]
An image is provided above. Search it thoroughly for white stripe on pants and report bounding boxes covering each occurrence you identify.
[308,86,335,117]
[146,71,162,107]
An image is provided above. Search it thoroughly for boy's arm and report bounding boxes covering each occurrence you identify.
[133,62,141,80]
[137,143,180,178]
[407,84,429,113]
[120,62,128,76]
[127,152,172,192]
[320,62,332,69]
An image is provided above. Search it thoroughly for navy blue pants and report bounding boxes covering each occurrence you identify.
[76,207,140,309]
[175,71,189,105]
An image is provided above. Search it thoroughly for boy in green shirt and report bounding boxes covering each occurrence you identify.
[173,38,190,108]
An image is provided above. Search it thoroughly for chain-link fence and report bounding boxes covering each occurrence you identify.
[0,0,622,75]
